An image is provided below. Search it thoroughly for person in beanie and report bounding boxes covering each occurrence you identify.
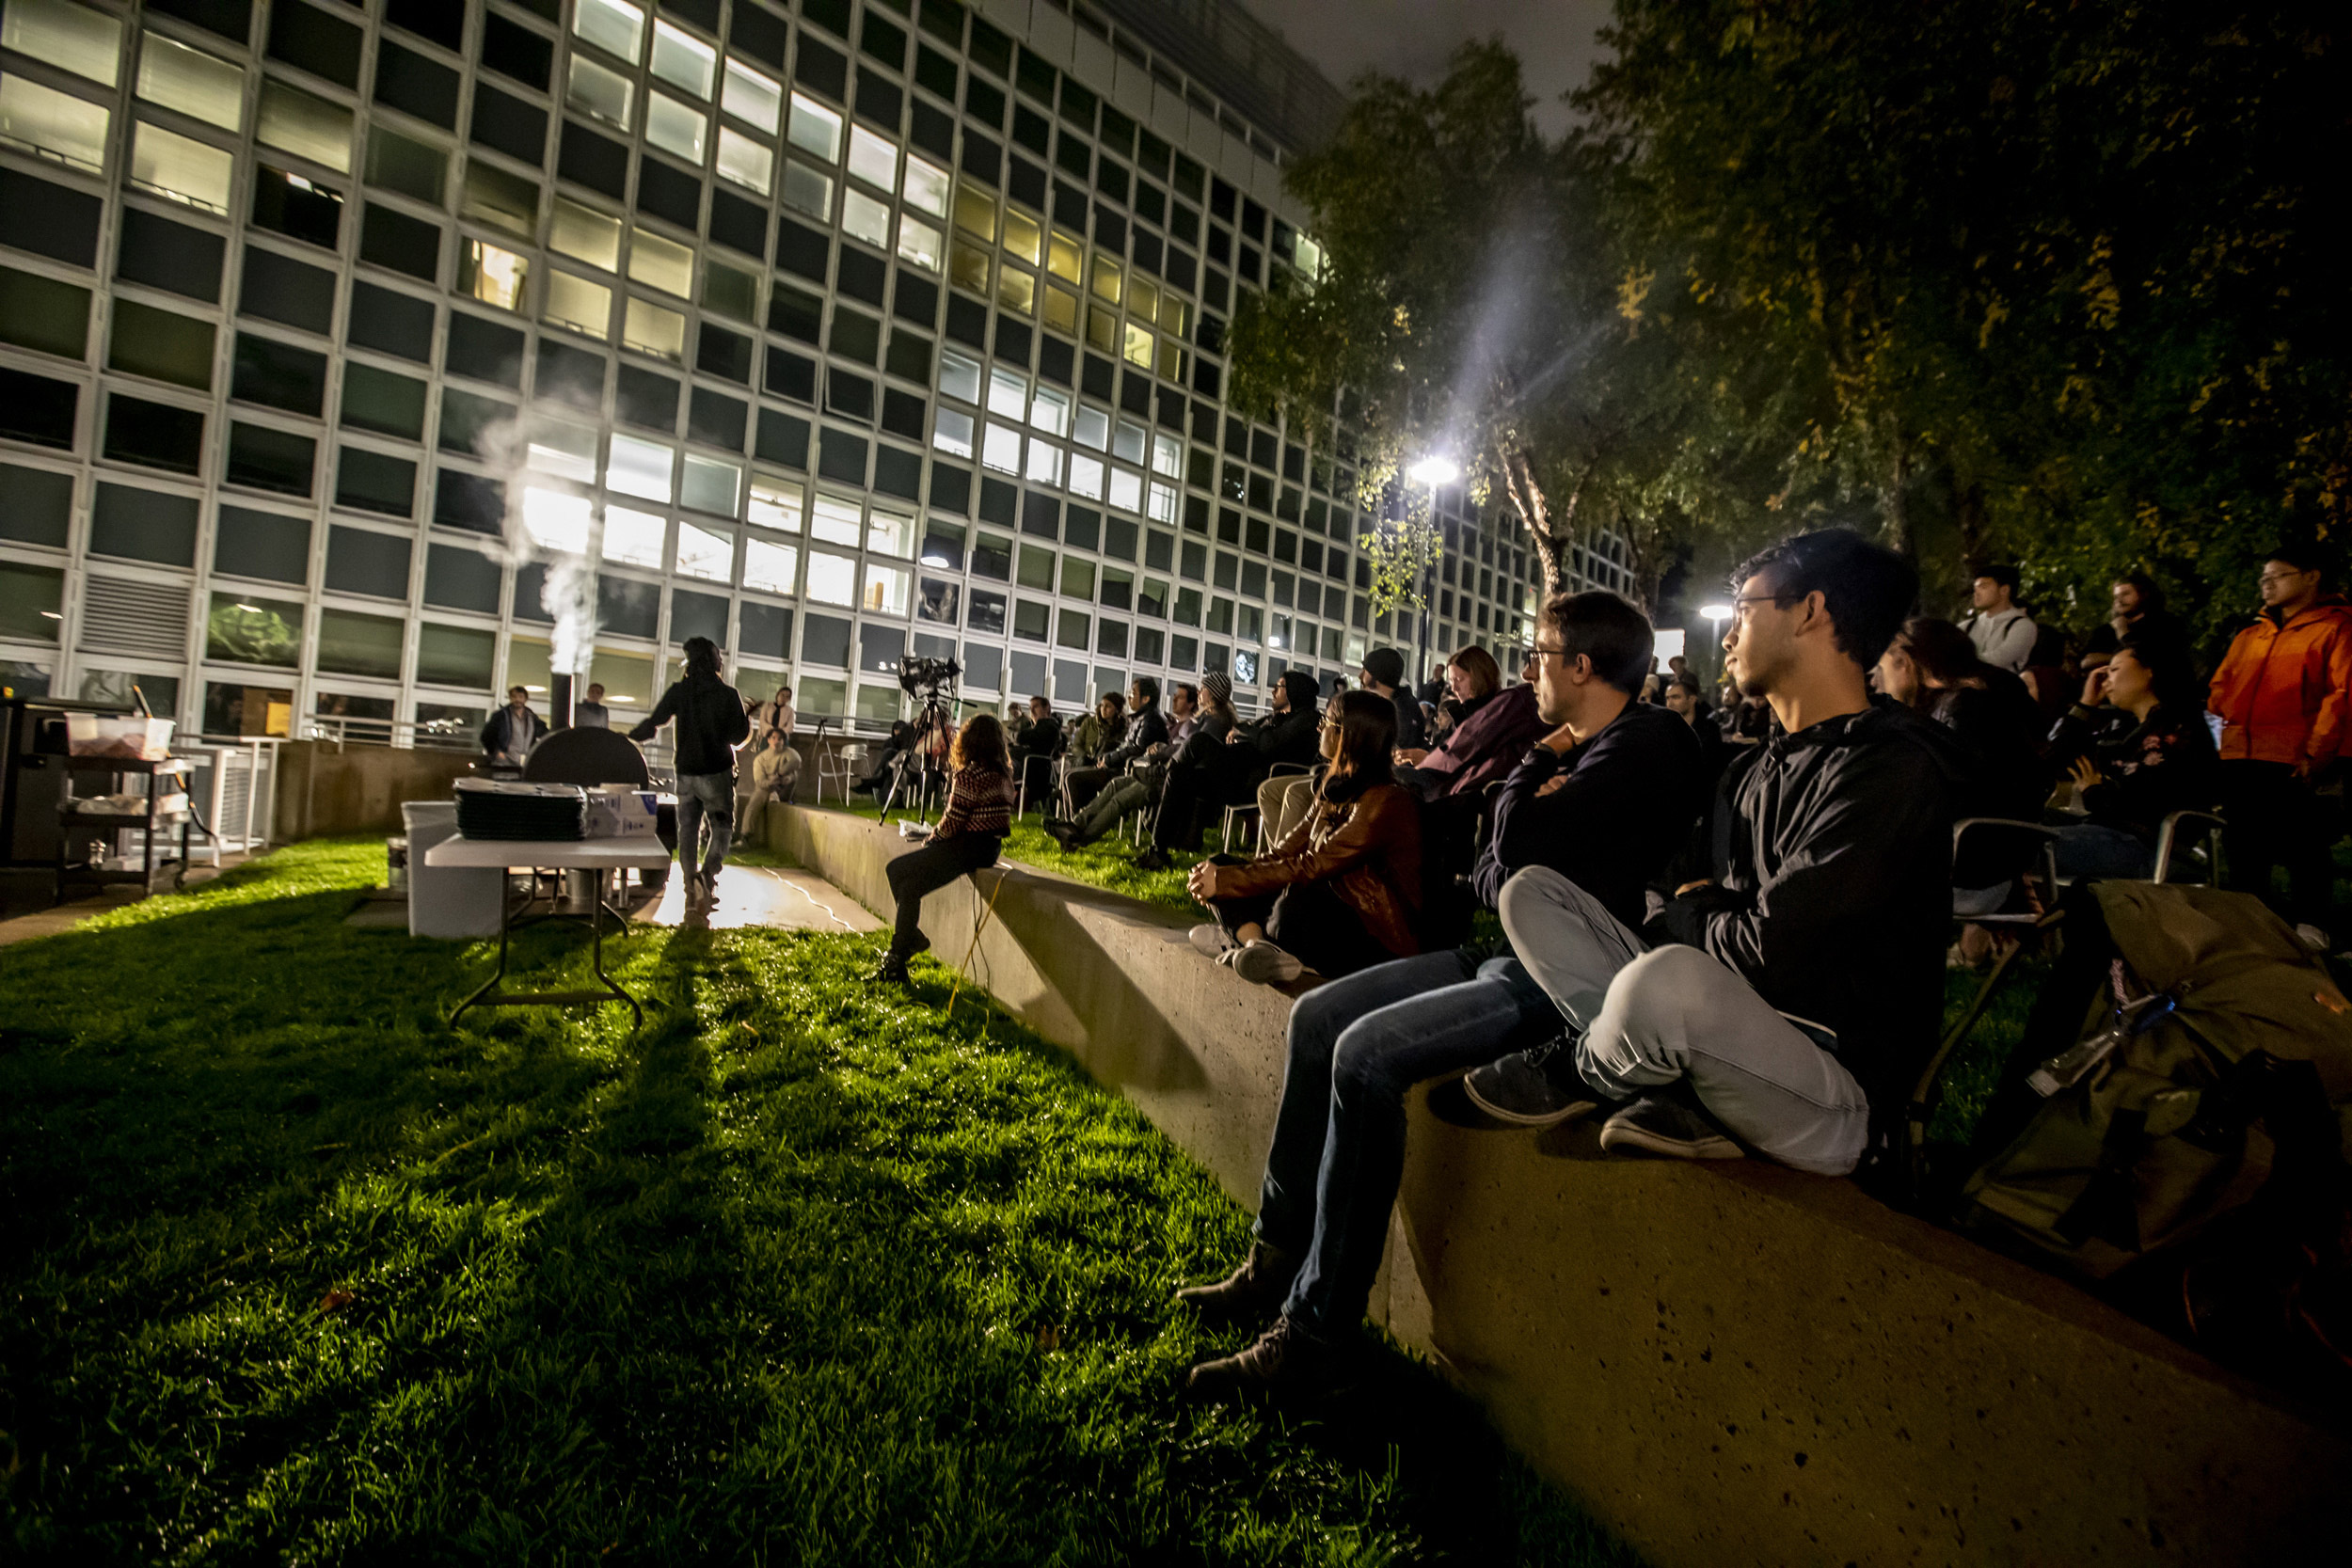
[630,637,752,905]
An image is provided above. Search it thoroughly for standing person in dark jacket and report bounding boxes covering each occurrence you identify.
[2042,637,2220,879]
[1136,671,1319,870]
[1181,592,1706,1402]
[630,637,752,905]
[2080,572,2191,673]
[1060,677,1167,816]
[1470,530,1957,1177]
[873,714,1014,988]
[479,685,547,765]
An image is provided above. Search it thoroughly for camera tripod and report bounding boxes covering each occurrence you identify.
[876,684,960,825]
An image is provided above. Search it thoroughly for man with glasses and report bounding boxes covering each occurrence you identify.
[1470,529,1959,1175]
[2208,543,2352,946]
[1180,592,1706,1401]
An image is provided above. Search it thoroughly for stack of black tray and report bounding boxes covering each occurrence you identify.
[453,780,587,841]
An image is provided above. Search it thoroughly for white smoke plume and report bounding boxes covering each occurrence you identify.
[469,409,600,680]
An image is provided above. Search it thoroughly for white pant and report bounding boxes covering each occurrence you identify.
[1498,866,1870,1176]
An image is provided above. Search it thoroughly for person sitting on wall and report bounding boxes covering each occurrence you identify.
[871,714,1015,988]
[480,685,547,766]
[1184,689,1426,985]
[1393,647,1547,801]
[1136,671,1321,871]
[1258,649,1425,850]
[1178,590,1708,1401]
[739,727,802,825]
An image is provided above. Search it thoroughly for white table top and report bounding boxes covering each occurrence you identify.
[424,836,675,869]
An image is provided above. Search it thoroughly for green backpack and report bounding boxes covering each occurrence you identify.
[1958,882,2352,1284]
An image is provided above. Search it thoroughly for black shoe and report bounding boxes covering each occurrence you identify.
[1185,1313,1358,1403]
[868,955,913,989]
[1134,847,1172,872]
[1174,1242,1299,1327]
[1462,1033,1613,1127]
[1042,818,1078,848]
[1597,1083,1743,1161]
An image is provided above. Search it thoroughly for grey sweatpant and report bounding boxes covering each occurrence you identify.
[1497,866,1869,1176]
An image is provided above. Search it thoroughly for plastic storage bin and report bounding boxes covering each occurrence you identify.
[65,714,175,760]
[402,800,502,939]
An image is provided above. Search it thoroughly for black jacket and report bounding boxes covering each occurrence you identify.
[1648,699,1963,1131]
[1473,701,1708,927]
[1384,689,1428,752]
[1104,703,1168,769]
[631,671,751,775]
[2042,701,2219,842]
[1014,712,1062,759]
[1235,705,1319,769]
[480,705,546,759]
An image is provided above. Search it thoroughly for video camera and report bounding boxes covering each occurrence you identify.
[897,655,961,695]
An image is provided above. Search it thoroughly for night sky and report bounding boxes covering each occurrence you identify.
[1238,0,1614,135]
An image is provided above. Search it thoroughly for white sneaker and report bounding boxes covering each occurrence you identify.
[1232,940,1303,985]
[2296,923,2331,955]
[1189,923,1237,958]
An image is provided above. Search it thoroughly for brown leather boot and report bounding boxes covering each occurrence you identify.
[1173,1242,1299,1327]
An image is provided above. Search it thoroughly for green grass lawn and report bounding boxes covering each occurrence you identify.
[0,839,1631,1567]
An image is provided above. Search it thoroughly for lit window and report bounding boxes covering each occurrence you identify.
[650,21,716,100]
[1047,230,1081,283]
[716,126,772,194]
[566,54,634,129]
[1068,454,1104,500]
[805,548,857,606]
[4,0,119,88]
[996,265,1035,317]
[1030,387,1072,438]
[129,120,230,210]
[257,79,352,174]
[1085,304,1117,354]
[623,296,686,360]
[947,238,990,295]
[748,475,803,532]
[723,59,782,134]
[523,487,592,554]
[1003,209,1042,266]
[742,536,799,594]
[781,160,832,219]
[1131,277,1161,324]
[1,74,109,172]
[1147,482,1177,525]
[953,182,997,241]
[931,408,975,458]
[1296,234,1325,277]
[981,423,1022,474]
[1074,406,1110,451]
[896,217,943,273]
[543,271,612,339]
[1041,285,1077,334]
[901,155,949,218]
[1025,442,1062,486]
[606,435,674,501]
[1122,322,1153,369]
[848,124,898,191]
[1113,419,1147,463]
[528,419,598,483]
[986,367,1027,420]
[1156,339,1185,381]
[628,227,693,295]
[1157,293,1190,336]
[864,562,912,615]
[841,188,890,247]
[551,199,623,271]
[137,31,242,131]
[810,493,864,546]
[601,505,667,567]
[645,92,706,162]
[574,0,646,66]
[460,240,528,310]
[939,351,982,404]
[676,520,733,580]
[1108,468,1143,514]
[1151,431,1183,479]
[1090,256,1123,304]
[787,91,841,161]
[681,452,740,515]
[866,505,916,558]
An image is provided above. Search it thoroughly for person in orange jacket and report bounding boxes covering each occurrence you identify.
[2206,541,2352,942]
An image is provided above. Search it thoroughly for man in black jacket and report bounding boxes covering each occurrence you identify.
[1059,676,1168,816]
[1360,647,1426,752]
[630,637,752,904]
[1181,593,1707,1401]
[1136,670,1319,869]
[480,685,546,765]
[1470,529,1958,1175]
[1008,694,1060,805]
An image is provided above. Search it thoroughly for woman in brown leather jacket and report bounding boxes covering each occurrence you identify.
[1186,689,1424,984]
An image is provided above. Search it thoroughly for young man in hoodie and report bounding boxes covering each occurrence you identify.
[1470,528,1956,1176]
[1136,670,1320,870]
[630,636,752,904]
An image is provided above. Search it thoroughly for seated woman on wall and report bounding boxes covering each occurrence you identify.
[2040,635,2219,879]
[1392,646,1547,801]
[871,713,1014,988]
[1184,689,1424,986]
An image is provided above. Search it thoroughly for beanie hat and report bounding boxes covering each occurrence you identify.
[1361,647,1405,689]
[1201,671,1232,703]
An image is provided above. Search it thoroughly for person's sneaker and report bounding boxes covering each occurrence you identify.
[1231,940,1303,985]
[1597,1085,1744,1161]
[868,954,913,989]
[2296,923,2332,955]
[1189,923,1238,959]
[1184,1313,1358,1403]
[1133,847,1172,872]
[699,869,722,905]
[1042,817,1079,848]
[1462,1034,1610,1127]
[1173,1242,1299,1327]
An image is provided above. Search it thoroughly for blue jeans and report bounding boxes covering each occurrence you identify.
[1255,948,1559,1333]
[676,770,734,876]
[2048,821,2155,880]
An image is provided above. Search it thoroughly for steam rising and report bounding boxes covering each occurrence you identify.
[471,410,601,680]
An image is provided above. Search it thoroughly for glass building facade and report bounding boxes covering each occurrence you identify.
[0,0,1629,740]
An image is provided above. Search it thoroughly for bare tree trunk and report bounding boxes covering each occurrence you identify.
[1882,434,1915,560]
[1496,443,1580,595]
[1954,477,1988,566]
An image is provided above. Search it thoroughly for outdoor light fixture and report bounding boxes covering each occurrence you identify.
[1406,456,1461,487]
[1699,604,1734,624]
[233,603,261,613]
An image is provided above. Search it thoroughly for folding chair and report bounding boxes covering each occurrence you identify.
[2153,808,2226,884]
[817,741,866,804]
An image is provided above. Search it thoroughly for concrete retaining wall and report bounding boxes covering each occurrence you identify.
[765,805,2349,1565]
[276,742,477,843]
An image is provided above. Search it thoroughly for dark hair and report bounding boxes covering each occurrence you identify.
[1173,682,1200,709]
[952,712,1010,772]
[1733,529,1918,671]
[1131,674,1160,706]
[1097,690,1124,714]
[1972,562,2021,592]
[1887,617,1989,698]
[1447,645,1502,697]
[1540,590,1655,695]
[1028,693,1052,710]
[2112,571,2165,612]
[2112,634,2199,711]
[1667,673,1705,699]
[1279,669,1321,718]
[1317,689,1398,803]
[2266,540,2327,576]
[682,635,722,676]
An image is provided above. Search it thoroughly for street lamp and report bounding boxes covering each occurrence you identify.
[1406,455,1461,487]
[1699,604,1734,626]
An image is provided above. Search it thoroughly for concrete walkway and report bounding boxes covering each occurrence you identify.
[638,861,880,933]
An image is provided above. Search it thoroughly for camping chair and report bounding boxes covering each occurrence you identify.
[2153,809,2226,884]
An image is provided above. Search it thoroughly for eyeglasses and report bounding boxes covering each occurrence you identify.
[2259,569,2314,586]
[1725,592,1802,626]
[1526,643,1569,663]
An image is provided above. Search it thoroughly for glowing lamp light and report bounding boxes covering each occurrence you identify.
[1406,456,1461,487]
[1699,604,1735,624]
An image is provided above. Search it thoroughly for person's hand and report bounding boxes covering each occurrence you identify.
[1675,879,1714,898]
[2294,757,2316,781]
[1394,747,1429,767]
[2080,665,2111,707]
[1226,730,1246,745]
[1536,775,1566,798]
[2069,755,2104,788]
[1187,863,1224,901]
